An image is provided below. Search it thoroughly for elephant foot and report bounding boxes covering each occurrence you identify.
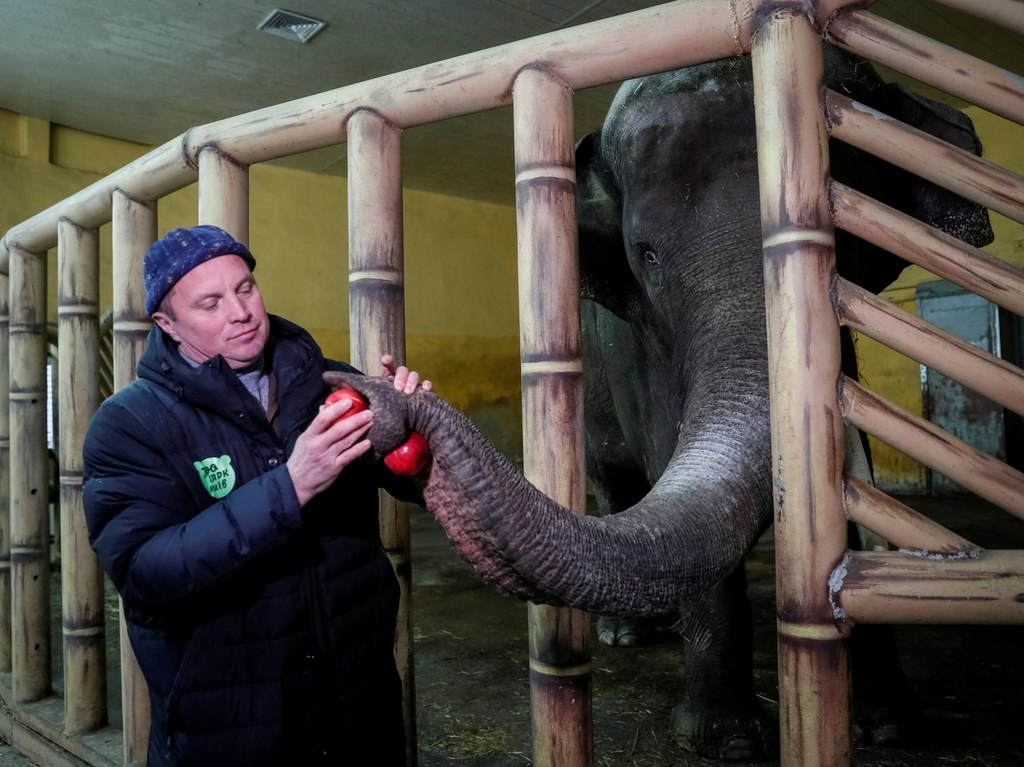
[852,699,922,748]
[596,615,657,647]
[671,703,778,761]
[853,706,903,747]
[850,624,922,748]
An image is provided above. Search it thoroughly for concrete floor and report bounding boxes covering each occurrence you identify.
[0,747,35,767]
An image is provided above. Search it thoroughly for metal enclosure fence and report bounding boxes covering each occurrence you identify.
[0,1,1021,766]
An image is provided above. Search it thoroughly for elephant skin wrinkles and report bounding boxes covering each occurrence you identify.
[325,370,721,617]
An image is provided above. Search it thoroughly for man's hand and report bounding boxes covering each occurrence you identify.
[381,354,432,394]
[287,398,372,507]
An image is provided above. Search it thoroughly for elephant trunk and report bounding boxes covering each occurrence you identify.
[405,381,772,617]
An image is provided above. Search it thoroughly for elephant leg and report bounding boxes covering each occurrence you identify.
[671,564,778,761]
[845,522,922,746]
[587,461,664,647]
[850,623,921,746]
[596,615,659,647]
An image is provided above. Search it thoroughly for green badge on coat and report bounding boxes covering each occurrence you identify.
[193,455,236,499]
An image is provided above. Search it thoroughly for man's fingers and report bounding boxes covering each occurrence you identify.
[337,439,373,467]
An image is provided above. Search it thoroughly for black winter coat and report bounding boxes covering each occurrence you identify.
[83,316,407,767]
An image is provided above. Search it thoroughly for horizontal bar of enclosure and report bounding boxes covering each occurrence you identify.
[834,278,1024,417]
[839,377,1024,520]
[931,0,1024,34]
[844,476,978,555]
[0,138,192,269]
[826,92,1024,224]
[182,1,757,168]
[826,9,1024,124]
[1,695,122,765]
[830,181,1024,315]
[836,549,1024,625]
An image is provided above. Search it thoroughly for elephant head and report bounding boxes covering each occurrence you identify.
[569,47,992,604]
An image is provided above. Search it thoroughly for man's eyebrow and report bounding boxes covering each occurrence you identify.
[189,286,225,304]
[189,275,255,304]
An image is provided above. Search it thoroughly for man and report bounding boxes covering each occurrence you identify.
[83,225,426,766]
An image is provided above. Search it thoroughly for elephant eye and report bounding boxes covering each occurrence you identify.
[638,244,660,266]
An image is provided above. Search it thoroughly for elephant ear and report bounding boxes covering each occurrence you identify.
[576,132,643,321]
[834,82,995,295]
[881,83,994,247]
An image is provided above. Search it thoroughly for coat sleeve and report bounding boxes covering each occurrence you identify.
[83,399,304,611]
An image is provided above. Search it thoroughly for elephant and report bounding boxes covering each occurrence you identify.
[328,45,993,761]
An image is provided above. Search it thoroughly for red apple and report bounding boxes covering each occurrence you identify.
[324,388,367,424]
[384,431,431,476]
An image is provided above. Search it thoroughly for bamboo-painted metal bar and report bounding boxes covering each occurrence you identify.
[198,149,250,243]
[111,190,157,766]
[110,191,156,391]
[181,0,755,170]
[835,278,1024,416]
[9,243,51,704]
[0,273,9,673]
[56,219,108,735]
[345,108,416,766]
[753,12,851,767]
[513,65,591,767]
[932,0,1024,33]
[830,181,1024,314]
[844,476,978,555]
[826,9,1024,124]
[825,92,1024,224]
[840,377,1024,519]
[836,549,1024,624]
[933,0,1024,33]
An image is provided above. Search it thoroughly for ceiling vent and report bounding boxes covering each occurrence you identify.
[257,8,327,43]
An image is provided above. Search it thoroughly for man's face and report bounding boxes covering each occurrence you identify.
[152,254,270,370]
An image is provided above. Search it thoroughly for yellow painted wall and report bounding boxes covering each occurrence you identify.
[854,106,1024,491]
[2,103,1021,475]
[1,108,522,411]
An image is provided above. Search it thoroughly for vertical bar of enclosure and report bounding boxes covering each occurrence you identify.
[9,244,50,703]
[0,273,9,673]
[346,109,415,765]
[111,190,157,765]
[57,220,107,734]
[512,66,591,767]
[752,13,851,767]
[198,149,250,242]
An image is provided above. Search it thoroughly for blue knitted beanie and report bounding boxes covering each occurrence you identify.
[144,225,256,315]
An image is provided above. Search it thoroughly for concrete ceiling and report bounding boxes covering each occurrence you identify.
[1,1,1020,206]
